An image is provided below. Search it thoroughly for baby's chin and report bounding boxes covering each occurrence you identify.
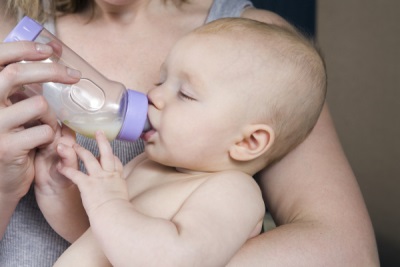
[144,150,224,174]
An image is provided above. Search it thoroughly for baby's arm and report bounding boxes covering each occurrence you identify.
[57,131,265,267]
[34,125,89,242]
[54,228,111,267]
[54,131,125,266]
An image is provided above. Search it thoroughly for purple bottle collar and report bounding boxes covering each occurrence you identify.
[4,16,43,42]
[117,90,149,141]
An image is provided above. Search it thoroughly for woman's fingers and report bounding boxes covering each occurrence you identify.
[0,61,80,102]
[0,41,53,65]
[0,95,59,132]
[0,123,55,155]
[0,41,81,107]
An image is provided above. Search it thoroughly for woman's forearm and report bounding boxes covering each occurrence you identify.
[228,219,378,266]
[0,194,19,239]
[35,185,89,243]
[228,104,379,266]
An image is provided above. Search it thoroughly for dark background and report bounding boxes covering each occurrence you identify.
[251,1,400,266]
[251,0,316,36]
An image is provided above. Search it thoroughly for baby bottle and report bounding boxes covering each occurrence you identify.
[4,16,150,141]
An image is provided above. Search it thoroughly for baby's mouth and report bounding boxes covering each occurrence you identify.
[140,117,155,141]
[143,117,152,132]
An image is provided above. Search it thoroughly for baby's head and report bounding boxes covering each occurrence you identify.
[146,18,326,174]
[193,18,326,168]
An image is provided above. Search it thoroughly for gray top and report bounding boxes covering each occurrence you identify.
[0,0,253,266]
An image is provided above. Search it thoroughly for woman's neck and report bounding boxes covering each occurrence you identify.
[92,0,149,24]
[92,0,188,24]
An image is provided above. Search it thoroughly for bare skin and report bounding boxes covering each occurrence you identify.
[52,134,264,266]
[0,0,379,265]
[0,40,81,239]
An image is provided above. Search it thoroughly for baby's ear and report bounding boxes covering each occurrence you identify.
[229,124,275,162]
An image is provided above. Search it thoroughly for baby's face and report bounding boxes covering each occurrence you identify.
[143,34,256,172]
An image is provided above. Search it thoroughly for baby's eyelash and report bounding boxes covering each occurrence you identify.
[154,82,163,86]
[179,91,196,101]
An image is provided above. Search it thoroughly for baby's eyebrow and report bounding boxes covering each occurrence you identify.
[157,63,168,82]
[159,62,167,73]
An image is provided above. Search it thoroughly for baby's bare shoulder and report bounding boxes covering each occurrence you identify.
[174,170,265,240]
[207,170,259,187]
[199,170,263,204]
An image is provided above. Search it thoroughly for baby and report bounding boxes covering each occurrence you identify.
[35,17,327,266]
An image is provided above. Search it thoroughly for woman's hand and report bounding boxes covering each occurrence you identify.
[34,125,78,195]
[34,124,90,242]
[0,41,80,238]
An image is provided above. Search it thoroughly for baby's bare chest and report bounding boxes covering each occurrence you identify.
[126,168,208,220]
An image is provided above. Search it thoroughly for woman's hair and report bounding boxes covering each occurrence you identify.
[5,0,187,23]
[5,0,90,22]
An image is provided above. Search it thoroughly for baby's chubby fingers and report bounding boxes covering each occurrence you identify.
[56,142,89,187]
[56,160,86,186]
[71,143,103,176]
[56,142,78,170]
[60,124,77,147]
[114,155,124,174]
[95,131,116,172]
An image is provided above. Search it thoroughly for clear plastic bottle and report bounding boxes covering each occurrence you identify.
[4,16,150,141]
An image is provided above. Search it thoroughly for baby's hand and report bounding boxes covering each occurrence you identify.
[57,131,127,217]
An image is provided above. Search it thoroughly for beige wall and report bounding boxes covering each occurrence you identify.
[317,1,400,265]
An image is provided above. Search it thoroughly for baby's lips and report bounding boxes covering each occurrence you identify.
[141,129,156,142]
[140,118,154,140]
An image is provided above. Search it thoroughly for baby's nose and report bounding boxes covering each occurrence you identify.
[147,87,164,110]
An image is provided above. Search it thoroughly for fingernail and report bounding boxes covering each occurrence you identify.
[57,143,64,152]
[73,143,81,149]
[35,43,52,53]
[67,68,81,79]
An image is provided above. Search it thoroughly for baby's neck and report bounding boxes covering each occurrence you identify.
[174,167,211,175]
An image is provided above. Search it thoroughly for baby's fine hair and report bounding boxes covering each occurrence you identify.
[193,18,327,164]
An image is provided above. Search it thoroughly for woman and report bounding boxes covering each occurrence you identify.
[0,0,379,266]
